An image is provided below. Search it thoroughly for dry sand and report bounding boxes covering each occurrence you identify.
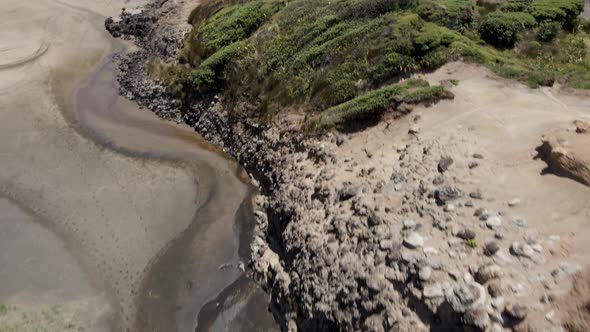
[0,0,274,331]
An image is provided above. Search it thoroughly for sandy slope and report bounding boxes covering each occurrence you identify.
[0,0,200,330]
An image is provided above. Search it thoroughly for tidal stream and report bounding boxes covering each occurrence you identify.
[0,0,276,331]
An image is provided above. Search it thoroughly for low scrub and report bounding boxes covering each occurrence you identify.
[153,0,590,132]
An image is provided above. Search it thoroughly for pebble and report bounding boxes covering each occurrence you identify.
[468,161,479,169]
[423,284,444,298]
[419,266,432,281]
[438,156,454,173]
[473,153,484,159]
[486,215,502,229]
[475,264,501,283]
[403,232,424,249]
[457,228,476,240]
[444,204,456,212]
[508,198,521,207]
[403,219,416,229]
[464,200,474,207]
[505,304,528,321]
[545,310,557,323]
[484,242,500,256]
[408,125,420,134]
[423,246,438,255]
[510,242,534,258]
[491,296,505,309]
[469,191,483,200]
[511,216,527,227]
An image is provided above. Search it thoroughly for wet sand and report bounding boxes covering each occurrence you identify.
[0,0,275,331]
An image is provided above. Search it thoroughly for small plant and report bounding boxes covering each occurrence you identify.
[466,239,478,248]
[0,303,8,315]
[537,21,561,42]
[450,79,460,86]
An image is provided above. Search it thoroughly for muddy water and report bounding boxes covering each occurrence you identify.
[74,51,277,331]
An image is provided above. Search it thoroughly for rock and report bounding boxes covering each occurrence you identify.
[435,186,463,205]
[338,184,359,201]
[444,204,456,212]
[438,156,454,173]
[445,282,486,313]
[538,128,590,186]
[485,215,502,229]
[465,200,474,207]
[403,232,424,249]
[505,304,528,321]
[511,216,527,227]
[419,266,432,281]
[488,282,503,297]
[484,242,500,256]
[510,242,534,258]
[462,307,490,330]
[433,174,444,185]
[508,198,521,207]
[473,153,484,159]
[475,264,501,284]
[457,228,476,240]
[575,119,590,134]
[379,239,394,250]
[423,283,444,298]
[490,296,505,309]
[403,219,416,229]
[468,161,479,169]
[408,125,420,134]
[469,191,483,200]
[554,262,582,277]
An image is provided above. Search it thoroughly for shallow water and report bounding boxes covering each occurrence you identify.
[73,51,278,331]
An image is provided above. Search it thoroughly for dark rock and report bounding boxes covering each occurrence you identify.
[338,184,359,201]
[457,228,476,240]
[484,242,500,256]
[434,186,462,205]
[505,304,528,321]
[469,191,483,200]
[438,156,454,173]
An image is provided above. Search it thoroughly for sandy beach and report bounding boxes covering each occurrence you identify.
[0,0,275,331]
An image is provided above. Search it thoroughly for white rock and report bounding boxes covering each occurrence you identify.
[490,296,505,309]
[486,215,502,229]
[403,219,416,229]
[423,284,444,298]
[419,266,432,281]
[404,232,424,249]
[423,246,439,255]
[508,198,521,207]
[444,204,456,212]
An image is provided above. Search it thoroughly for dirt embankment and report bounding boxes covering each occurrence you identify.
[108,1,590,331]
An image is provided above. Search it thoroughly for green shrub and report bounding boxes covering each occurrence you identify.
[187,41,247,90]
[537,21,561,42]
[478,11,537,48]
[307,79,450,130]
[414,0,473,28]
[526,0,584,30]
[499,0,532,12]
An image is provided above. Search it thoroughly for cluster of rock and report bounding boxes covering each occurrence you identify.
[105,2,583,331]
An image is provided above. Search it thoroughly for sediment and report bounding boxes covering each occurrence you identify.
[106,2,588,331]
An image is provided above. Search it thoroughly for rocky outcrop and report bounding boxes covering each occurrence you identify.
[538,120,590,186]
[106,2,583,331]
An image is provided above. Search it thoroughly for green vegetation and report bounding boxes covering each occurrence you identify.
[152,0,590,131]
[466,239,478,248]
[0,304,8,316]
[307,79,452,130]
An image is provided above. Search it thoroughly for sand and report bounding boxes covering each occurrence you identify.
[0,0,274,331]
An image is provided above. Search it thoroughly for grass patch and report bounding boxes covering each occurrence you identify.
[155,0,590,132]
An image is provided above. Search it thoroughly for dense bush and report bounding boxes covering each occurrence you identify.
[478,11,537,48]
[308,79,450,130]
[537,21,561,42]
[499,0,532,12]
[414,0,473,29]
[526,0,584,30]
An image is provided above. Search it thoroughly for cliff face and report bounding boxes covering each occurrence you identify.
[106,2,590,331]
